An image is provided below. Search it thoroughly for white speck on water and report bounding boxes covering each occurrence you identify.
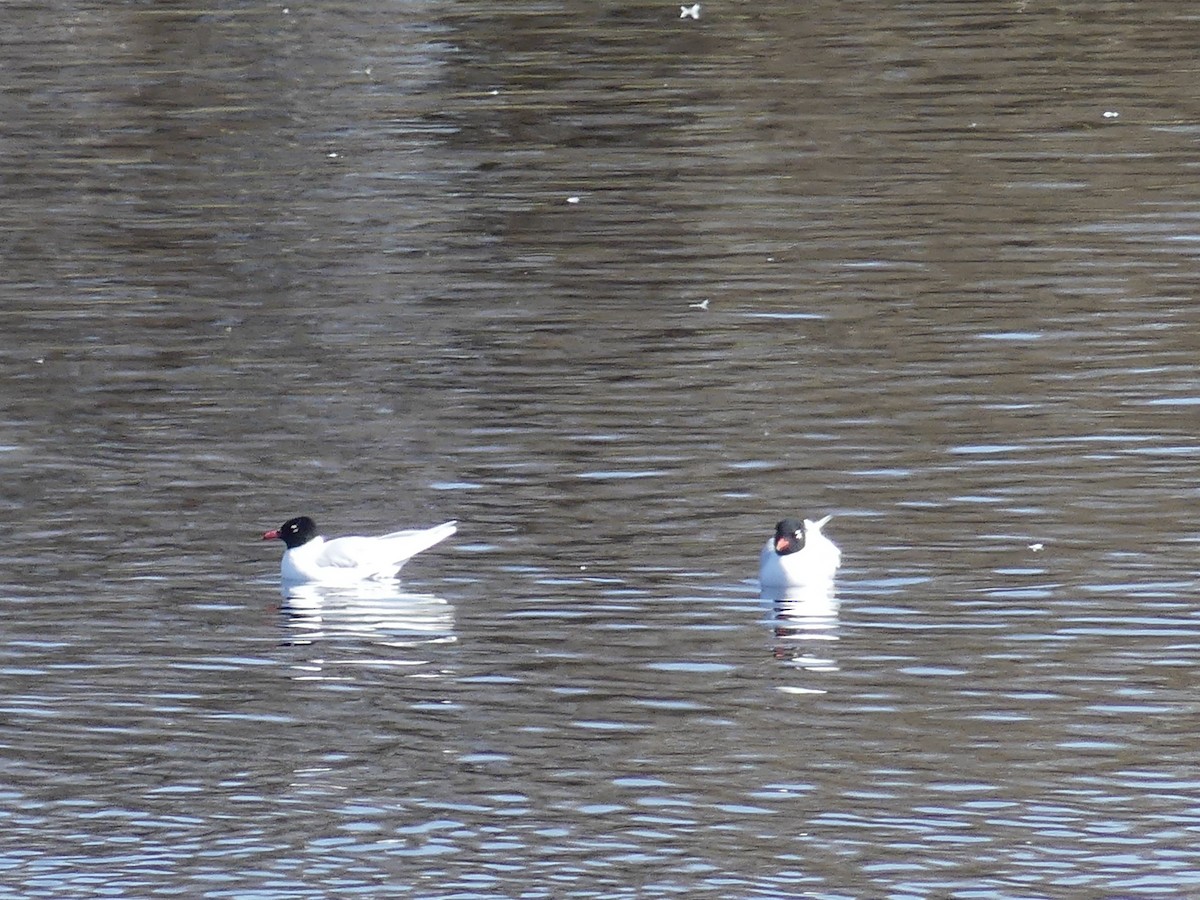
[1103,110,1119,118]
[680,4,700,19]
[1029,543,1044,552]
[567,196,581,204]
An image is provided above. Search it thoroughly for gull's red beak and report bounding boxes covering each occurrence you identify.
[262,529,281,541]
[775,536,794,553]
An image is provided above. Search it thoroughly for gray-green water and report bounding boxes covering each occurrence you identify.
[4,1,1200,896]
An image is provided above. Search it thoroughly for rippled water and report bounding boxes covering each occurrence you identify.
[4,0,1200,896]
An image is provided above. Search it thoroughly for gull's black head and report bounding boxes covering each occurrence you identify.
[772,519,805,556]
[262,516,318,549]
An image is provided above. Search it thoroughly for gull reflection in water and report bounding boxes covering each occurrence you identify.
[280,580,456,651]
[760,581,840,674]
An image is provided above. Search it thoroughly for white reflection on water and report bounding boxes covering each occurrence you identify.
[761,582,840,676]
[280,581,456,650]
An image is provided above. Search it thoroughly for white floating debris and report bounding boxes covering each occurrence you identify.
[1103,110,1119,118]
[680,3,700,19]
[566,196,581,204]
[688,299,709,310]
[327,152,339,158]
[1028,543,1044,552]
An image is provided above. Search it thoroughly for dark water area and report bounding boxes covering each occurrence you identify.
[3,1,1200,897]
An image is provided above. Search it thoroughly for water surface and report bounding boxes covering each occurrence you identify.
[3,1,1200,897]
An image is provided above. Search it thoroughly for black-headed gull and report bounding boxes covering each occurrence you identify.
[262,516,456,586]
[758,516,840,590]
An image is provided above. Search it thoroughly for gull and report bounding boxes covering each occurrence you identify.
[759,517,841,590]
[263,516,456,586]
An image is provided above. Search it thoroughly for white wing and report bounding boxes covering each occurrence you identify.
[377,522,458,564]
[316,536,385,568]
[317,522,457,569]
